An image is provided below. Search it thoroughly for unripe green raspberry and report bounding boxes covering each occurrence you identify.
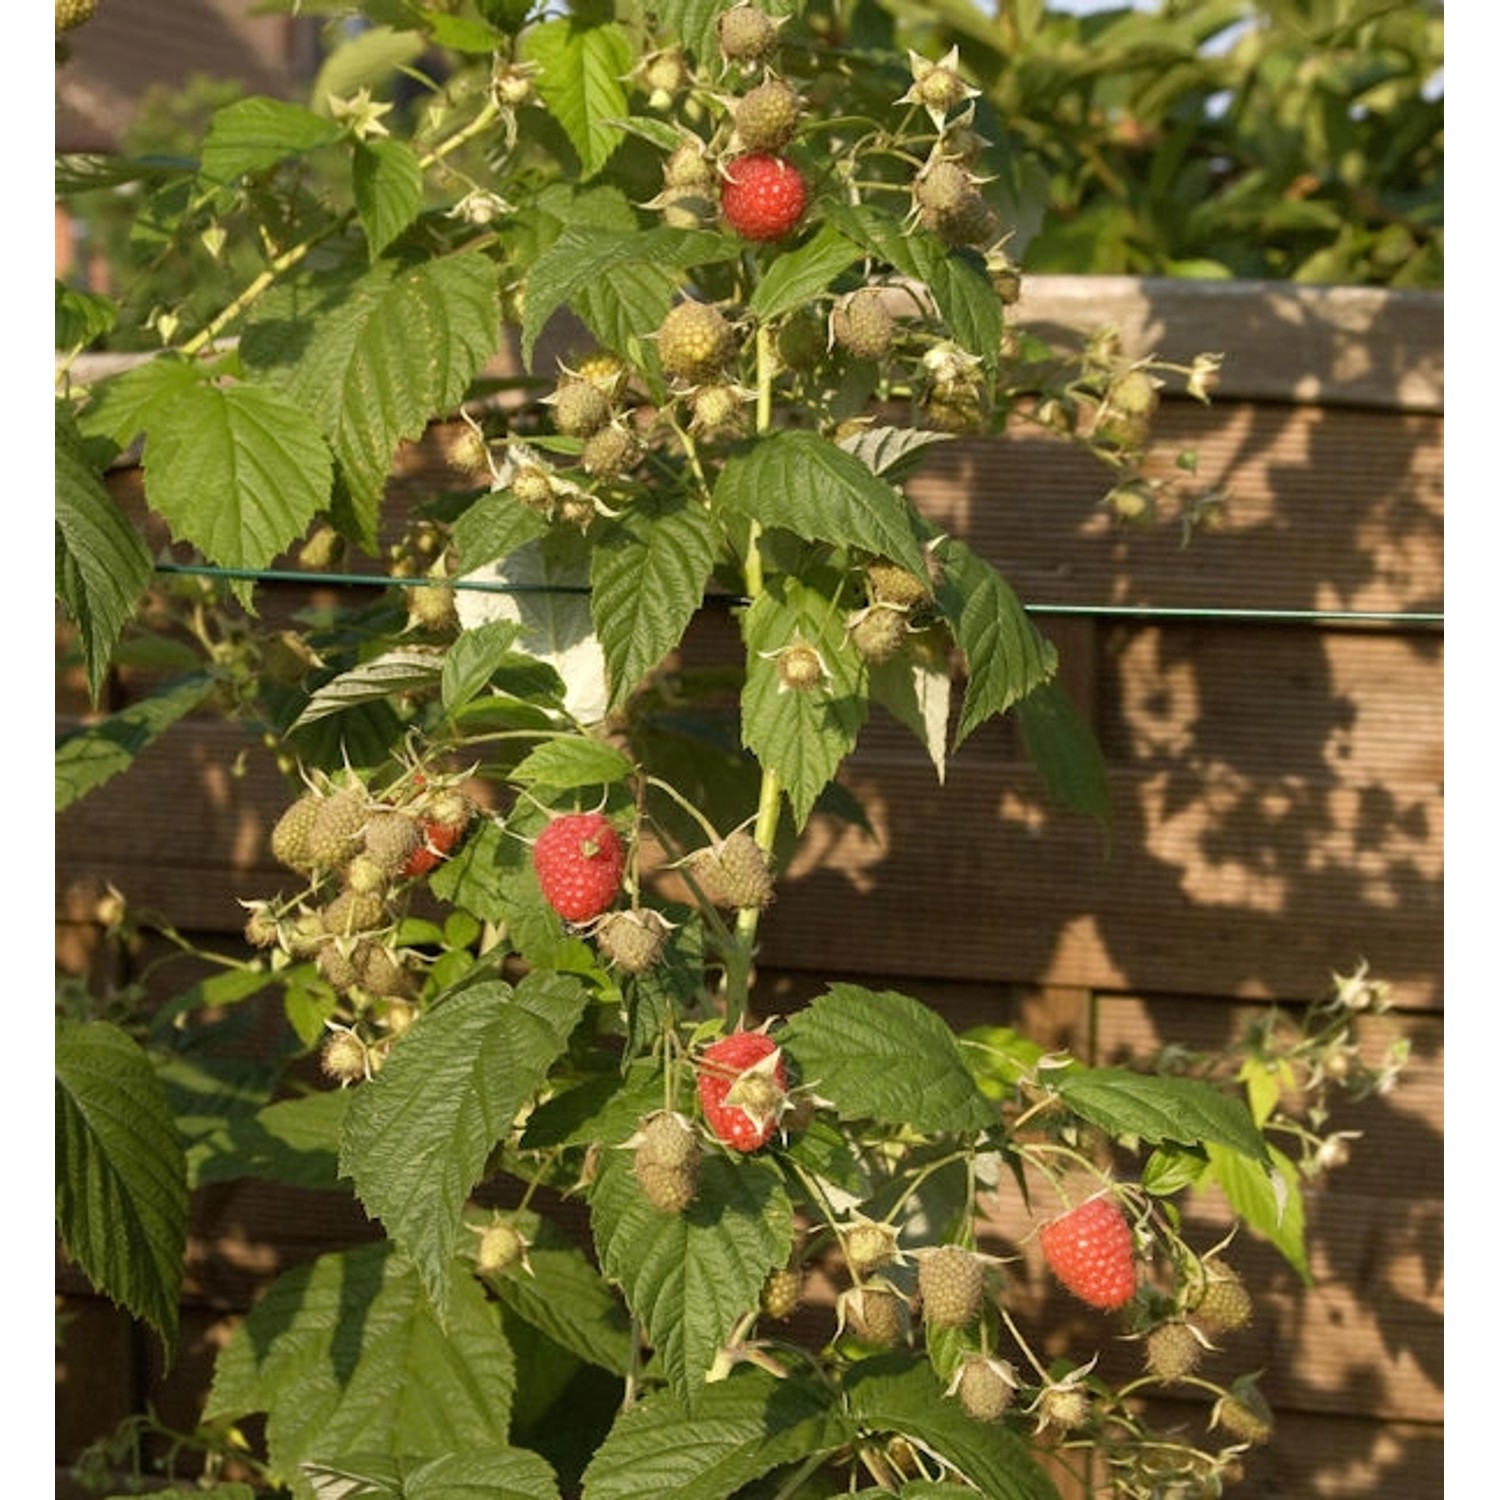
[832,287,896,361]
[320,1027,369,1085]
[692,830,775,910]
[1192,1259,1254,1334]
[475,1221,527,1275]
[551,379,612,438]
[953,1355,1018,1422]
[306,787,368,873]
[733,79,800,152]
[595,908,671,974]
[657,299,736,383]
[917,1245,984,1329]
[632,1111,704,1214]
[316,940,361,993]
[775,641,827,691]
[361,810,425,877]
[582,422,641,479]
[845,1221,899,1277]
[848,603,909,664]
[407,580,458,633]
[320,888,387,937]
[242,904,281,951]
[511,462,556,513]
[690,381,749,438]
[717,2,780,63]
[271,793,322,874]
[913,159,973,217]
[775,306,826,373]
[1144,1321,1204,1384]
[1213,1379,1274,1445]
[353,940,418,1000]
[866,559,929,608]
[1037,1383,1091,1432]
[760,1265,803,1320]
[664,139,716,190]
[56,0,98,36]
[654,183,717,230]
[840,1283,905,1346]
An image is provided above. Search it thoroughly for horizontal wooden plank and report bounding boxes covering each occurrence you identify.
[903,401,1443,617]
[1010,275,1443,412]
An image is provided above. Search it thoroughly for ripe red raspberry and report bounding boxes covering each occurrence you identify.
[532,811,626,923]
[1039,1196,1138,1311]
[696,1030,789,1152]
[720,154,808,243]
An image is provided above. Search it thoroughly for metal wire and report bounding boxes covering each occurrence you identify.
[150,561,1444,627]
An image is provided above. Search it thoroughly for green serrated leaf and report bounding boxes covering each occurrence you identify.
[740,574,867,829]
[716,431,928,579]
[591,489,717,709]
[1140,1141,1210,1196]
[520,17,634,179]
[519,1056,664,1152]
[451,489,551,571]
[1205,1141,1312,1284]
[56,674,214,810]
[845,1352,1058,1500]
[404,1447,562,1500]
[426,815,512,924]
[1054,1068,1271,1165]
[294,648,446,729]
[55,398,154,705]
[56,281,118,350]
[519,225,733,368]
[353,138,425,257]
[189,1089,352,1192]
[749,224,864,320]
[55,1018,188,1349]
[509,737,635,789]
[1015,679,1111,824]
[578,1365,853,1500]
[240,253,500,547]
[440,619,526,715]
[590,1149,792,1409]
[80,357,334,574]
[340,975,589,1307]
[931,536,1057,747]
[835,423,955,482]
[866,645,950,784]
[779,986,995,1134]
[199,96,343,184]
[206,1244,515,1500]
[487,1238,633,1377]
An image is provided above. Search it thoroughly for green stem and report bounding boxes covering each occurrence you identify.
[716,323,786,1022]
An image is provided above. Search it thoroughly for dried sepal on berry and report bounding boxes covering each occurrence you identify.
[835,1280,908,1347]
[320,1023,372,1086]
[695,1029,790,1152]
[948,1354,1020,1422]
[594,907,673,974]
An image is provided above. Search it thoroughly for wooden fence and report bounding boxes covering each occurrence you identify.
[56,276,1443,1498]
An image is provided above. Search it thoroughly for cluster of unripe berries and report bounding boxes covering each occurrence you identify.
[250,769,479,1081]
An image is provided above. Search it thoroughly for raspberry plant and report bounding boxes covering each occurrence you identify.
[55,4,1405,1497]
